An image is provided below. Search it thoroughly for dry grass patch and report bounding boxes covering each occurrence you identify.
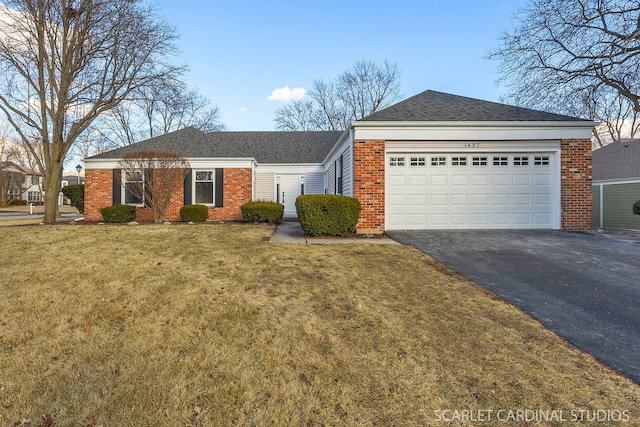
[0,224,638,426]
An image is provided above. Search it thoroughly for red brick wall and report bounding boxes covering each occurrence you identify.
[84,169,113,221]
[84,167,252,222]
[206,168,253,221]
[353,139,385,233]
[560,138,592,231]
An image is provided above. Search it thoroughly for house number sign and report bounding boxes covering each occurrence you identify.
[464,143,481,148]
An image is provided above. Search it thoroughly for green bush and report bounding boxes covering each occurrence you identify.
[100,204,136,223]
[180,204,209,222]
[7,198,27,206]
[633,200,640,216]
[241,201,284,224]
[61,184,84,213]
[295,194,361,237]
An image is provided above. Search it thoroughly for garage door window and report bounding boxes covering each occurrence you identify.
[535,156,550,165]
[472,156,488,166]
[410,156,426,166]
[431,156,446,166]
[514,156,529,166]
[389,157,405,167]
[493,156,508,166]
[451,156,467,166]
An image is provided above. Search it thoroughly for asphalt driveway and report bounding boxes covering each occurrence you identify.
[386,230,640,384]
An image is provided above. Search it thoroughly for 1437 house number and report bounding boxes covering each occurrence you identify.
[464,143,481,148]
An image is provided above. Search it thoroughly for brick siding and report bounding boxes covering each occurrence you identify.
[84,167,252,222]
[560,138,592,231]
[353,139,385,234]
[84,169,113,221]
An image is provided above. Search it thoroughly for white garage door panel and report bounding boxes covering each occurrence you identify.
[386,152,555,229]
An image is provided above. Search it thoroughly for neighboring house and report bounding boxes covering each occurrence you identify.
[0,161,25,204]
[22,168,44,203]
[592,140,640,229]
[0,161,44,204]
[84,90,595,232]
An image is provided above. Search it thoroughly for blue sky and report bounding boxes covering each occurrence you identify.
[154,0,527,131]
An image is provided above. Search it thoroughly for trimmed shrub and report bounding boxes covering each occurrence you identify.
[100,204,136,223]
[241,201,284,224]
[633,200,640,216]
[180,204,209,223]
[61,184,84,213]
[295,194,361,237]
[7,198,27,206]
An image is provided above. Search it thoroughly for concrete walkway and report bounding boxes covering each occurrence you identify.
[269,221,398,245]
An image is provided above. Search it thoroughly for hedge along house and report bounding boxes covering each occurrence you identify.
[84,90,596,232]
[592,139,640,229]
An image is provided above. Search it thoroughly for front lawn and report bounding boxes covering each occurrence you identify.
[1,224,638,426]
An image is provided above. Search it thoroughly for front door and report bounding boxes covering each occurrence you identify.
[278,175,302,216]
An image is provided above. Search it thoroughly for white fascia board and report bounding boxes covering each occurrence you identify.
[256,163,324,174]
[322,129,352,164]
[85,157,255,170]
[187,158,254,168]
[352,121,597,141]
[592,178,640,185]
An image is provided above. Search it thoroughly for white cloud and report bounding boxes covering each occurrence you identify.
[238,107,246,112]
[267,86,305,102]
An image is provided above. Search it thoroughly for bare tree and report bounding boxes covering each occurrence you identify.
[274,60,402,131]
[490,0,640,143]
[88,82,224,151]
[118,150,190,224]
[0,0,184,223]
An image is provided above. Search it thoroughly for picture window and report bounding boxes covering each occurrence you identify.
[195,170,214,204]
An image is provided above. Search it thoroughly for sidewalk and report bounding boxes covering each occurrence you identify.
[269,221,398,245]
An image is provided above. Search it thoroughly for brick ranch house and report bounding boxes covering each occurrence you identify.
[84,90,596,232]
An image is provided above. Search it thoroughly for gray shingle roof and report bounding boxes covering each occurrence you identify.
[359,90,590,122]
[87,128,343,164]
[593,140,640,181]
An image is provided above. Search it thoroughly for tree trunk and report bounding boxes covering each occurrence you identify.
[43,163,61,223]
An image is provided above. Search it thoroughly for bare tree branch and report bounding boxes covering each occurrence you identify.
[274,60,402,131]
[490,0,640,147]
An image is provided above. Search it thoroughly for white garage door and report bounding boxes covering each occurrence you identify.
[386,153,555,229]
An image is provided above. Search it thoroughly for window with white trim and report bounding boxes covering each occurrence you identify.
[389,157,405,166]
[124,171,143,205]
[472,156,488,166]
[28,191,43,202]
[493,156,508,166]
[534,156,550,165]
[194,170,214,204]
[430,156,446,166]
[410,156,426,166]
[451,156,467,166]
[513,156,529,166]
